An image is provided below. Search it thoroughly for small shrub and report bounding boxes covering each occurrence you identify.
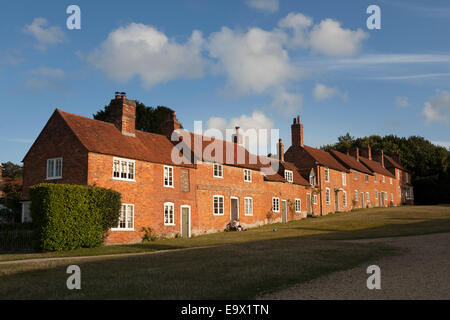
[141,227,158,242]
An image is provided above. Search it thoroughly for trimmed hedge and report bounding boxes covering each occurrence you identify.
[30,183,121,251]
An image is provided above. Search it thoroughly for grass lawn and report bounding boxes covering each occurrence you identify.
[0,205,449,299]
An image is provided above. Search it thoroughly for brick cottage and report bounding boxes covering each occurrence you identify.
[20,93,414,244]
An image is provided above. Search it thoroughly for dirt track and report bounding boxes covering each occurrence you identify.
[259,233,450,300]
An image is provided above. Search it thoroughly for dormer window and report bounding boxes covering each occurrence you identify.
[285,170,293,183]
[342,171,347,186]
[213,163,223,178]
[324,167,330,182]
[164,165,174,187]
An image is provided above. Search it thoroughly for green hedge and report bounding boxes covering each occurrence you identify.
[30,183,121,251]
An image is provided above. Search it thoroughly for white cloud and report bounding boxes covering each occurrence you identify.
[271,88,303,114]
[87,23,206,88]
[395,96,409,107]
[246,0,279,13]
[423,89,450,124]
[206,110,275,154]
[309,19,368,56]
[23,18,66,50]
[208,27,300,94]
[24,67,67,91]
[28,67,66,79]
[278,12,313,48]
[313,83,346,101]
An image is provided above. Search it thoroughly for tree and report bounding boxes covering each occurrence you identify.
[93,101,182,134]
[1,162,23,179]
[321,134,450,205]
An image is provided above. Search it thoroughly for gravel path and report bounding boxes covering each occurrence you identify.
[259,233,450,300]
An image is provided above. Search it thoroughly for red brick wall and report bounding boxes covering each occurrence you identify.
[22,111,89,199]
[194,162,308,234]
[87,153,196,244]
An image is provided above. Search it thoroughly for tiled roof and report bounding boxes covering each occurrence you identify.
[58,110,194,168]
[329,150,373,175]
[359,156,395,178]
[58,109,307,186]
[384,154,408,172]
[302,145,348,172]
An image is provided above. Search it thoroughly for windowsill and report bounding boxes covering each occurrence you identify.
[164,185,175,188]
[111,228,135,231]
[213,213,224,216]
[244,214,253,216]
[164,223,176,226]
[112,177,136,182]
[244,180,252,183]
[213,175,224,179]
[46,177,62,180]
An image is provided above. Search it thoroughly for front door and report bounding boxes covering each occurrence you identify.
[281,200,288,222]
[307,194,312,215]
[361,192,365,208]
[230,197,239,221]
[181,206,190,238]
[334,191,339,212]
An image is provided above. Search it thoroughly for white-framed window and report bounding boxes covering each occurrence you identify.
[272,197,280,212]
[366,192,370,202]
[112,204,134,230]
[391,193,394,202]
[295,199,301,212]
[398,186,401,197]
[213,163,223,178]
[390,177,393,184]
[213,195,224,215]
[309,170,316,186]
[164,165,174,187]
[164,202,175,225]
[244,197,253,216]
[325,188,331,205]
[284,170,293,183]
[406,173,409,183]
[353,171,358,180]
[343,191,347,207]
[313,194,318,205]
[374,173,377,182]
[324,167,330,182]
[397,170,400,179]
[384,192,388,201]
[46,157,63,179]
[342,172,346,186]
[365,174,369,183]
[382,175,385,183]
[375,190,378,200]
[244,169,252,182]
[113,157,135,181]
[354,190,358,201]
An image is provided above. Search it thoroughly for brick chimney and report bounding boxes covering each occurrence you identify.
[110,92,136,137]
[373,149,385,167]
[360,145,372,160]
[277,138,284,162]
[232,126,243,145]
[161,111,181,139]
[349,147,360,161]
[291,116,304,147]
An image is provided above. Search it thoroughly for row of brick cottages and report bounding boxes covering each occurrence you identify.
[20,94,413,244]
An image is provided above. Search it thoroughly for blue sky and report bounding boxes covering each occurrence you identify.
[1,0,450,163]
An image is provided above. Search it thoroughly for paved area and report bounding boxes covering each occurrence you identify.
[259,233,450,300]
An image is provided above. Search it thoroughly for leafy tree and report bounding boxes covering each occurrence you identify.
[1,162,23,179]
[93,101,182,134]
[322,133,450,205]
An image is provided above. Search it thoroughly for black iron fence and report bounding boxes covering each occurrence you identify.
[0,229,35,251]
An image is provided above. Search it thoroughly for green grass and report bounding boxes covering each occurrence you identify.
[0,205,449,299]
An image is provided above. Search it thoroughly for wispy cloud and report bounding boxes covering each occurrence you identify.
[368,73,450,81]
[23,18,66,51]
[0,137,33,144]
